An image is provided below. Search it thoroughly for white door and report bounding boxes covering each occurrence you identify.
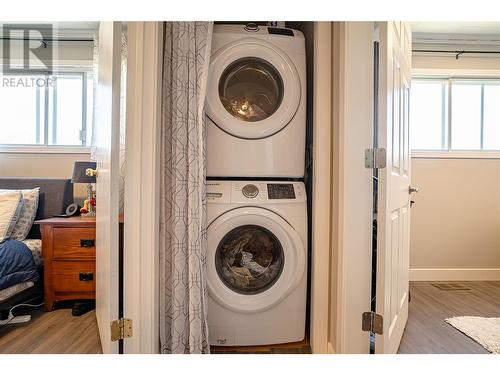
[375,21,412,354]
[94,21,122,354]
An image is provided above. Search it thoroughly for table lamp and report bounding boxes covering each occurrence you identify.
[72,161,97,216]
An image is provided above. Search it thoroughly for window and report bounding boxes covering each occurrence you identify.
[0,72,93,148]
[410,78,500,152]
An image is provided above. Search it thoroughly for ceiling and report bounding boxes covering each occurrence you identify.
[0,22,100,39]
[410,22,500,35]
[410,22,500,43]
[1,22,99,30]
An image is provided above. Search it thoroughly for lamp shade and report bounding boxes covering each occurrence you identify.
[72,161,97,183]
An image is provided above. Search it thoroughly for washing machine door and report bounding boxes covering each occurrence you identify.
[207,207,306,313]
[206,38,301,139]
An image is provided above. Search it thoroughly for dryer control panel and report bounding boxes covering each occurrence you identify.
[267,183,296,199]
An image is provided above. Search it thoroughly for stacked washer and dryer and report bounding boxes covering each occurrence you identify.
[206,23,308,346]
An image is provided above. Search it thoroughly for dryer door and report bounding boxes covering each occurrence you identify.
[206,38,301,139]
[207,207,306,313]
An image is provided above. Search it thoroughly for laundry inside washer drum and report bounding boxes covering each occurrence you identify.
[215,225,284,295]
[218,57,284,122]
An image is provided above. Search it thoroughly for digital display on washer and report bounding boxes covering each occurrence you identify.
[267,183,295,199]
[268,27,294,37]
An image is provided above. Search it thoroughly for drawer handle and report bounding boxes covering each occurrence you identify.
[79,272,94,282]
[80,239,95,248]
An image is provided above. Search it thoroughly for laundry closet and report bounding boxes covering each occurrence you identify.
[205,22,314,348]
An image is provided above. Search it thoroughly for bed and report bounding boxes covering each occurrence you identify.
[0,178,73,312]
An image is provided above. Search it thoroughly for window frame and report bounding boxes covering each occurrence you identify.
[0,70,93,154]
[411,72,500,159]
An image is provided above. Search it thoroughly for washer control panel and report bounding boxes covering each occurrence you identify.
[244,23,259,32]
[268,27,294,37]
[209,181,306,203]
[207,182,231,202]
[242,184,259,198]
[267,183,296,199]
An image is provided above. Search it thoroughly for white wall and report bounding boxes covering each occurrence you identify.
[0,152,90,203]
[0,40,94,69]
[410,50,500,281]
[410,158,500,280]
[413,54,500,73]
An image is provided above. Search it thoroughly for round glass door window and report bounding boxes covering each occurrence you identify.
[218,57,284,122]
[215,225,284,295]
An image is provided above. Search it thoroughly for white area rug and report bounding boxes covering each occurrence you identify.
[445,316,500,354]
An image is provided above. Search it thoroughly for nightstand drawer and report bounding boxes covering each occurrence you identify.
[51,261,95,293]
[36,216,97,311]
[53,227,96,259]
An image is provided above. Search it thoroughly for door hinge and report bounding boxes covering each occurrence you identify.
[365,148,386,169]
[110,318,132,341]
[362,311,383,335]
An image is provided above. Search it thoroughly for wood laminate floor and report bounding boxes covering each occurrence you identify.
[3,281,497,354]
[398,281,500,354]
[0,307,102,354]
[211,337,311,354]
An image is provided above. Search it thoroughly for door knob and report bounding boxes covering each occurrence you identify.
[409,186,420,194]
[86,168,98,178]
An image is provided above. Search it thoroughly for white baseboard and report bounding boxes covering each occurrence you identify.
[410,268,500,281]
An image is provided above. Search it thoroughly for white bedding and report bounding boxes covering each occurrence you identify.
[0,281,35,302]
[22,239,43,266]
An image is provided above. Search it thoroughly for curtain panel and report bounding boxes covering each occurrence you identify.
[159,21,213,354]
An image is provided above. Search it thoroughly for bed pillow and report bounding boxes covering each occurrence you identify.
[0,188,40,241]
[0,191,23,243]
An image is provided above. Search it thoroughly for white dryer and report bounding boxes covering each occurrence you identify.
[206,24,306,178]
[207,180,307,346]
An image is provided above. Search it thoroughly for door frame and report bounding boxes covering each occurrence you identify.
[331,21,375,354]
[309,21,332,354]
[122,20,376,354]
[123,21,163,354]
[123,21,335,354]
[310,21,375,354]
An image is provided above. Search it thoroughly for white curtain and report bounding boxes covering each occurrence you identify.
[159,21,213,354]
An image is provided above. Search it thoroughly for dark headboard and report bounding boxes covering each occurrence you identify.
[0,178,73,239]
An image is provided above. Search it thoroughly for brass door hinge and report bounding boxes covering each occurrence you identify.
[111,318,132,341]
[362,311,383,335]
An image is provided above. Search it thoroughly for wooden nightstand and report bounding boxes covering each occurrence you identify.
[35,216,96,311]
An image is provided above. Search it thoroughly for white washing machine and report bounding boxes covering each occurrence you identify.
[207,180,307,346]
[206,24,306,178]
